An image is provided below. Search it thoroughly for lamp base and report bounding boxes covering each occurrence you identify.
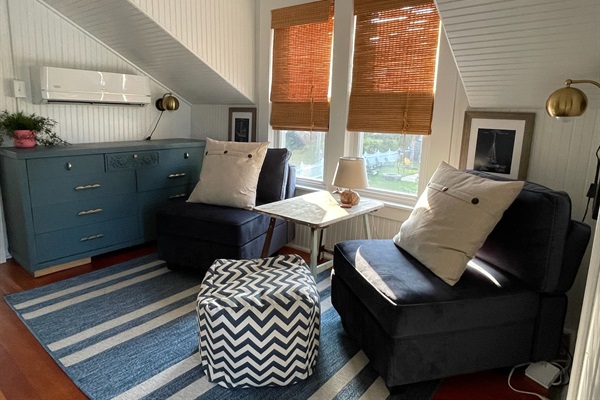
[335,189,360,208]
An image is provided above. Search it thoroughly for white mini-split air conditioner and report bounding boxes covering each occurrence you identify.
[30,66,151,106]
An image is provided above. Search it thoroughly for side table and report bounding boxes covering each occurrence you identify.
[254,190,384,276]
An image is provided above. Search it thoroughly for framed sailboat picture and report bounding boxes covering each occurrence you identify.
[460,111,535,180]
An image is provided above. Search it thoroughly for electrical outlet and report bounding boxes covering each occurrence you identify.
[12,80,26,98]
[525,361,560,389]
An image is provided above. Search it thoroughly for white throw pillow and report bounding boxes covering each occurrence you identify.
[187,138,269,209]
[393,162,524,286]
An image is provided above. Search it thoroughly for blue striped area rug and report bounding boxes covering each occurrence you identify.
[5,254,439,400]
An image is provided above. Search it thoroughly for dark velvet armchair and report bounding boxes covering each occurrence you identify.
[155,148,296,273]
[331,172,590,387]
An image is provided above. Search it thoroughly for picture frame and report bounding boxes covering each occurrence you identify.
[228,107,257,143]
[459,111,535,180]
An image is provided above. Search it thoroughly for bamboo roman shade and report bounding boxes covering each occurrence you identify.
[270,1,334,132]
[347,0,440,135]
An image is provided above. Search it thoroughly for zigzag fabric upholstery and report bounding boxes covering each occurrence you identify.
[196,254,320,388]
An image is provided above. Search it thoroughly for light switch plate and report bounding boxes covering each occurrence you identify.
[12,80,26,98]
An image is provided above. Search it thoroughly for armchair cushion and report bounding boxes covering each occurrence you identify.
[334,240,538,338]
[187,138,269,209]
[393,162,523,285]
[156,202,274,247]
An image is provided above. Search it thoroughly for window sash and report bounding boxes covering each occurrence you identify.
[270,0,334,132]
[347,0,440,135]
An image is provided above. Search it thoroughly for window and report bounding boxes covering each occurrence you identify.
[360,132,422,195]
[280,130,326,181]
[270,1,334,181]
[348,0,440,197]
[267,0,440,192]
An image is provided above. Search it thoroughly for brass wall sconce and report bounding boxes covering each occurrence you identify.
[155,93,180,111]
[146,93,180,140]
[546,79,600,219]
[546,79,600,118]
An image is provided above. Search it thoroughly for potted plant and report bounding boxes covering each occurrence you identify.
[0,110,68,147]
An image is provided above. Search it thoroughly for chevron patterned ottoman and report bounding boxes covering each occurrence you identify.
[196,254,320,388]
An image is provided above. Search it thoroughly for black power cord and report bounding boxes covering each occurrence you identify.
[582,144,600,221]
[145,110,165,140]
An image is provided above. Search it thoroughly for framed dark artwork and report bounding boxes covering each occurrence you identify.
[229,108,256,142]
[460,111,535,180]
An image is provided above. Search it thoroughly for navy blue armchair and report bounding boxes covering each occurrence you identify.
[155,148,296,273]
[331,172,590,387]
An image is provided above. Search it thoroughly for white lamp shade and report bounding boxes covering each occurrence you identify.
[333,157,368,189]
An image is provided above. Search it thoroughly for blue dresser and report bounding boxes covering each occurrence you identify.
[0,139,205,276]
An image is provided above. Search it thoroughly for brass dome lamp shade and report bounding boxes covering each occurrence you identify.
[145,93,180,140]
[546,79,600,117]
[155,93,180,111]
[546,79,600,220]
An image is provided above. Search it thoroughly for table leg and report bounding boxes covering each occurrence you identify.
[364,213,373,239]
[261,217,277,258]
[309,227,320,277]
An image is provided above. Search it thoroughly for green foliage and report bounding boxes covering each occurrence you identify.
[363,133,404,154]
[0,110,68,146]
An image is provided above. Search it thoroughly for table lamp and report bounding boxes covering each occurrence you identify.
[332,157,368,208]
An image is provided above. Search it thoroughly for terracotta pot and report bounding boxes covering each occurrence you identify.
[13,130,36,148]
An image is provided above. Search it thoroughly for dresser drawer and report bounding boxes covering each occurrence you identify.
[27,155,105,179]
[106,151,159,171]
[29,171,136,207]
[138,184,195,241]
[32,193,137,234]
[137,148,202,192]
[35,216,139,262]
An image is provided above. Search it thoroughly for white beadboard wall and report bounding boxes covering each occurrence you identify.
[132,0,256,102]
[2,0,191,144]
[191,105,241,141]
[291,214,403,256]
[0,0,14,114]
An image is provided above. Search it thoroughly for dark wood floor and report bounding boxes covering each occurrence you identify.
[0,244,561,400]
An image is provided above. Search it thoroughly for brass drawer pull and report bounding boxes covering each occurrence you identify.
[79,233,104,242]
[168,173,187,179]
[168,193,187,199]
[74,183,101,190]
[77,208,103,216]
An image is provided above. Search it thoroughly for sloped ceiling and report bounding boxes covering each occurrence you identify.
[39,0,598,110]
[39,0,253,105]
[435,0,600,109]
